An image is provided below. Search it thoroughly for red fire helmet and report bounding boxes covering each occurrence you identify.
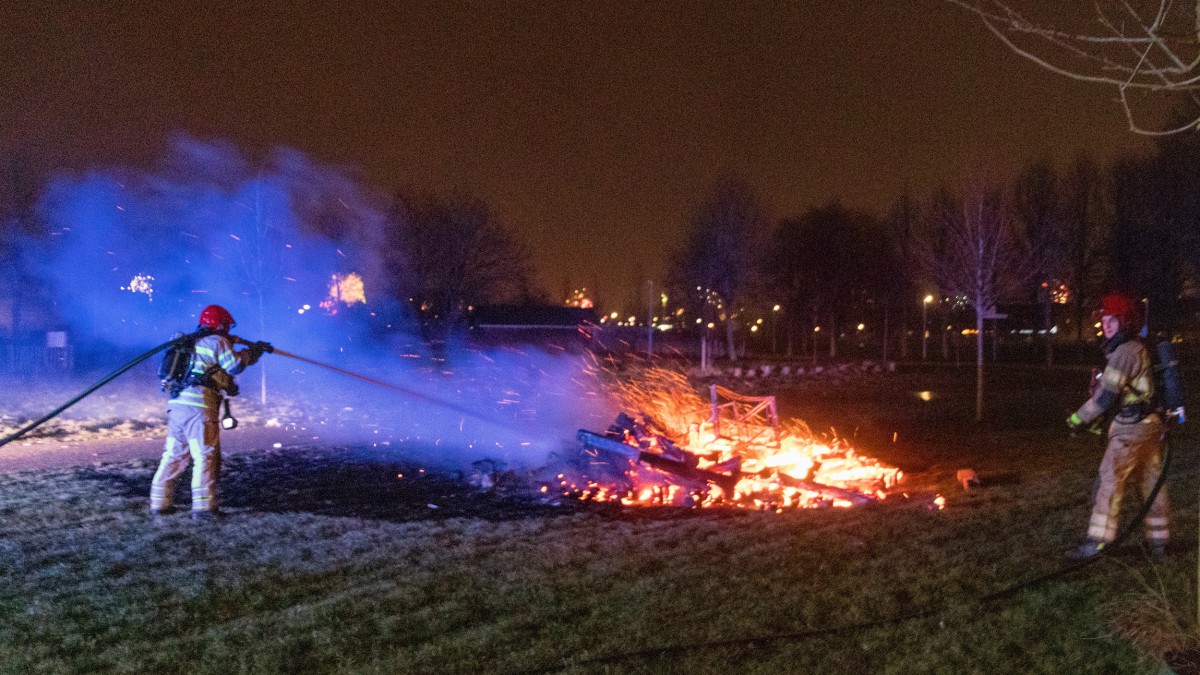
[1098,291,1142,330]
[198,305,236,331]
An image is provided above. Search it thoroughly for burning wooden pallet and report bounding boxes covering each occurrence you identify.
[563,410,893,509]
[555,369,901,509]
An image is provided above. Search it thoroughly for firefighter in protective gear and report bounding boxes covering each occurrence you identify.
[1067,292,1168,558]
[149,305,265,521]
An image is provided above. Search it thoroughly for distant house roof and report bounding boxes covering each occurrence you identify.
[470,304,599,329]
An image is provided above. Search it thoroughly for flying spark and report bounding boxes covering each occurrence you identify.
[120,274,155,300]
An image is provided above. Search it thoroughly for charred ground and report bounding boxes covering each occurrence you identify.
[0,364,1197,674]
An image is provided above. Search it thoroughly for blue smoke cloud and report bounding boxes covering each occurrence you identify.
[30,135,614,469]
[36,134,393,355]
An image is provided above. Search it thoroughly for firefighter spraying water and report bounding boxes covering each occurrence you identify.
[150,305,272,521]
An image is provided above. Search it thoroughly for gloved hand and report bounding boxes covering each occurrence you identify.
[225,381,240,397]
[1067,412,1102,436]
[241,342,272,366]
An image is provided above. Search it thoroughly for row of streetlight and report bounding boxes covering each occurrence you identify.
[599,294,946,361]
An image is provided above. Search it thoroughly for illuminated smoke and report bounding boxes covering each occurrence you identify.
[26,134,612,471]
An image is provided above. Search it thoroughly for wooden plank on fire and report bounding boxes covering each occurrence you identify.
[775,473,876,505]
[576,430,740,494]
[577,429,639,459]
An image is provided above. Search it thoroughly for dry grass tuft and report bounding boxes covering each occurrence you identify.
[1103,562,1200,664]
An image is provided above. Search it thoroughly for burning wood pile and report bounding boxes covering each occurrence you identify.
[548,367,901,510]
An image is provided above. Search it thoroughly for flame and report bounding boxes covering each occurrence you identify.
[319,272,366,313]
[565,288,594,309]
[561,366,903,511]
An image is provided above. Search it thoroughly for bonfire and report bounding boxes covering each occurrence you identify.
[550,366,902,510]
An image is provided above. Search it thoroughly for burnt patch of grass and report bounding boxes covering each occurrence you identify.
[0,366,1197,673]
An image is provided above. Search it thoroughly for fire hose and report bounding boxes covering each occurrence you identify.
[0,336,514,450]
[0,337,179,449]
[514,428,1182,674]
[243,340,516,430]
[0,341,1182,666]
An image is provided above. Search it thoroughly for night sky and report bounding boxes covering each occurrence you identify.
[0,1,1149,306]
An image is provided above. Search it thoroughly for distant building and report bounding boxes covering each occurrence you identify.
[468,304,600,352]
[0,292,72,374]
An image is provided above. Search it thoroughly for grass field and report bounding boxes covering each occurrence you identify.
[1,364,1197,674]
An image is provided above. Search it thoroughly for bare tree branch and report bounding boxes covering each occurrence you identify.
[946,0,1200,133]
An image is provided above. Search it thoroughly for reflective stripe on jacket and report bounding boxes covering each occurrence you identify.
[1075,339,1154,426]
[169,334,250,411]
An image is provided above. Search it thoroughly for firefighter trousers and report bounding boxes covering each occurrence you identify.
[1086,416,1169,546]
[149,403,222,513]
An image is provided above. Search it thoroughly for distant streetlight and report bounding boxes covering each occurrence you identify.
[772,304,780,354]
[922,295,933,361]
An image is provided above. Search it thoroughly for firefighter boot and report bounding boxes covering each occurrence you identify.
[1067,538,1106,560]
[191,509,224,523]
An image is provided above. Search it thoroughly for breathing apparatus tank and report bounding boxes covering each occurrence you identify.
[1154,338,1186,424]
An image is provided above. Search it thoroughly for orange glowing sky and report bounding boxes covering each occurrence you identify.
[0,2,1150,306]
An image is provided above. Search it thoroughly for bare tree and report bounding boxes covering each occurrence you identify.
[0,154,41,340]
[917,188,1038,421]
[767,202,881,360]
[1108,155,1169,309]
[1012,160,1065,365]
[673,177,768,363]
[767,213,824,360]
[1059,151,1111,341]
[389,193,536,335]
[884,194,922,359]
[947,1,1200,134]
[231,173,282,404]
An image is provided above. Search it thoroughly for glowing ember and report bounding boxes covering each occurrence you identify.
[320,273,366,313]
[120,274,155,300]
[565,288,594,309]
[558,366,903,510]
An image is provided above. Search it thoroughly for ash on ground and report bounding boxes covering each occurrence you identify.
[83,445,583,523]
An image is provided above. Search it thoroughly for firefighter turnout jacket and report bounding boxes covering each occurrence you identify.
[172,333,254,410]
[1074,338,1155,427]
[150,333,258,515]
[1073,336,1169,547]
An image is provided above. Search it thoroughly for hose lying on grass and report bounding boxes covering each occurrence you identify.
[0,343,1180,671]
[514,433,1179,673]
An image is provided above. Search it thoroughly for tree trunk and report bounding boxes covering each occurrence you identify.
[882,304,890,364]
[828,310,837,359]
[725,316,737,363]
[941,315,949,360]
[976,306,984,422]
[785,316,795,358]
[811,308,819,365]
[1074,299,1087,343]
[257,290,267,405]
[1043,295,1054,367]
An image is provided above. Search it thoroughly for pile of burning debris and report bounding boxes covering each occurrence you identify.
[544,368,902,510]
